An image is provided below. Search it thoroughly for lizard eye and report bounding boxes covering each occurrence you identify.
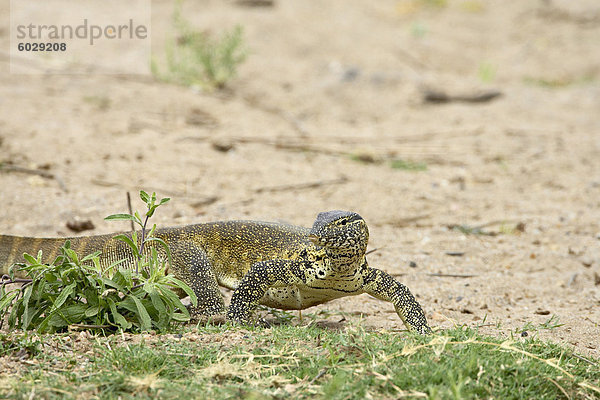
[339,219,347,226]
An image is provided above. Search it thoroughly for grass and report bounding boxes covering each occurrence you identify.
[347,153,428,172]
[0,320,598,399]
[523,74,596,88]
[478,61,497,83]
[390,158,428,171]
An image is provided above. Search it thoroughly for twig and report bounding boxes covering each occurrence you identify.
[447,224,497,237]
[235,0,274,7]
[427,273,478,278]
[365,247,380,256]
[445,251,465,257]
[1,275,33,286]
[178,129,482,164]
[0,164,67,192]
[397,48,430,71]
[227,136,345,157]
[69,323,110,330]
[190,196,219,208]
[475,323,497,328]
[90,179,218,203]
[126,192,135,232]
[423,89,502,104]
[255,176,348,193]
[385,214,431,227]
[537,6,600,27]
[308,368,328,385]
[546,377,570,400]
[240,93,310,137]
[570,353,598,366]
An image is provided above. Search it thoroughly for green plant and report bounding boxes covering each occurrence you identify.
[151,0,247,90]
[0,332,41,357]
[478,61,496,83]
[419,0,447,8]
[390,158,427,171]
[0,191,197,333]
[105,190,171,275]
[515,315,565,338]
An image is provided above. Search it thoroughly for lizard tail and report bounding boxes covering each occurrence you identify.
[0,235,69,277]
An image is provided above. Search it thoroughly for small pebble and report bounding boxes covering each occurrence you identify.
[580,257,593,267]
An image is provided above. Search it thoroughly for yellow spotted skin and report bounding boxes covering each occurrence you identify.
[0,210,431,334]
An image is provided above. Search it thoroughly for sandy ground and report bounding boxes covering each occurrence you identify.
[1,0,599,356]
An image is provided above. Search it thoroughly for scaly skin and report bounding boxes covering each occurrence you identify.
[0,211,431,334]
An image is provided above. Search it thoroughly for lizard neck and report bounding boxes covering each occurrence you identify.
[325,245,366,272]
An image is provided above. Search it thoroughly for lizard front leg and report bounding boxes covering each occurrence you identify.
[363,267,432,334]
[170,242,226,321]
[227,259,306,323]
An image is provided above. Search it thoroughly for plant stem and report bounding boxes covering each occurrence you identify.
[0,276,34,286]
[136,214,150,275]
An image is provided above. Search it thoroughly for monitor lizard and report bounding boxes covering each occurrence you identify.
[0,210,432,334]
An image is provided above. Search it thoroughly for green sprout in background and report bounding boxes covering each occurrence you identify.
[152,0,247,90]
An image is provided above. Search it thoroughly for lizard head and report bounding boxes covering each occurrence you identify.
[308,210,369,254]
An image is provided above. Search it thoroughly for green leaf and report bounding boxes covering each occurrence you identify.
[99,276,124,293]
[8,297,20,327]
[22,253,38,265]
[159,198,170,205]
[22,285,33,330]
[0,291,18,313]
[140,190,150,203]
[110,271,129,291]
[104,213,137,222]
[107,298,131,329]
[159,286,191,319]
[83,287,100,307]
[46,304,88,328]
[119,267,135,288]
[166,276,198,307]
[149,290,166,315]
[104,258,127,276]
[85,305,101,317]
[33,280,46,302]
[50,282,76,312]
[148,223,157,238]
[81,251,102,263]
[143,282,156,294]
[64,248,80,265]
[130,295,152,331]
[113,234,140,258]
[172,311,191,322]
[145,237,172,265]
[149,290,168,327]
